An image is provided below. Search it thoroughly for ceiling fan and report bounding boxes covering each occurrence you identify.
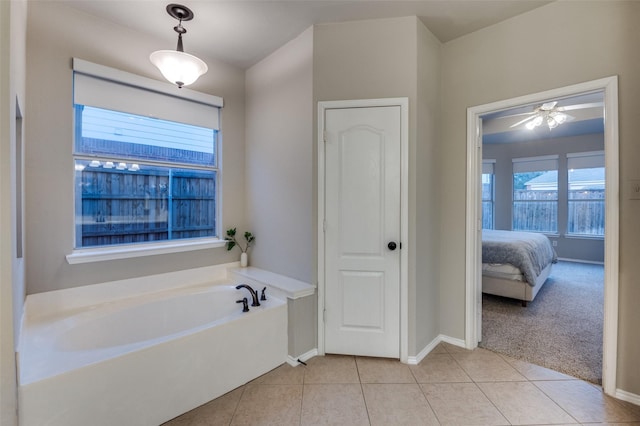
[508,101,603,131]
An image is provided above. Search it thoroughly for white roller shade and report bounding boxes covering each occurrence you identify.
[567,151,605,169]
[482,160,495,174]
[513,155,558,173]
[73,58,221,130]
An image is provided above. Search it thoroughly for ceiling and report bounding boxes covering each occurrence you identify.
[482,92,605,144]
[57,0,552,69]
[55,0,604,143]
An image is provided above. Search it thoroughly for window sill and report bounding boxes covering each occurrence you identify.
[66,238,226,264]
[565,234,605,241]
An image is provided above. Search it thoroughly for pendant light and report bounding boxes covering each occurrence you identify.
[150,4,208,88]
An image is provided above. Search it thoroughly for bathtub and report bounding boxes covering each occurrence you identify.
[18,276,288,426]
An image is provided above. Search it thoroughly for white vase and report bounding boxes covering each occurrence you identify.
[240,252,248,267]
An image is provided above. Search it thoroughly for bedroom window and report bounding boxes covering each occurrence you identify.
[567,151,605,236]
[512,155,558,233]
[482,160,495,229]
[72,59,222,250]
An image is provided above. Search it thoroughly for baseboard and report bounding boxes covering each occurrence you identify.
[408,334,466,365]
[286,348,318,367]
[615,388,640,407]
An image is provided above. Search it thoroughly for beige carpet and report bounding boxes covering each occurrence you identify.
[479,261,603,384]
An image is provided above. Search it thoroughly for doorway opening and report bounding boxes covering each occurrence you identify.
[465,77,619,395]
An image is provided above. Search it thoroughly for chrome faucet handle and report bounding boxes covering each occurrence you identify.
[236,297,249,312]
[260,287,267,301]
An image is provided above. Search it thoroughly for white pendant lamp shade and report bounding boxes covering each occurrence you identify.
[150,49,208,88]
[151,4,207,88]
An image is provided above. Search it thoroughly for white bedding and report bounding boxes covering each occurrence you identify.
[482,263,524,281]
[481,230,557,305]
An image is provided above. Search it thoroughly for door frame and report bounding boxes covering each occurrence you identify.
[318,98,409,363]
[465,76,619,395]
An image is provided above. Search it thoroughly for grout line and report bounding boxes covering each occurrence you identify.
[529,381,581,424]
[472,381,514,425]
[227,385,248,426]
[298,359,309,425]
[417,382,443,425]
[354,356,373,425]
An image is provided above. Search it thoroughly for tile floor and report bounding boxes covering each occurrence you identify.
[163,343,640,425]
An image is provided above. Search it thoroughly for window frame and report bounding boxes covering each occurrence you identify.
[482,159,495,229]
[511,155,559,234]
[566,151,605,237]
[67,59,225,264]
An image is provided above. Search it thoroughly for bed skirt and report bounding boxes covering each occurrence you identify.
[482,263,553,306]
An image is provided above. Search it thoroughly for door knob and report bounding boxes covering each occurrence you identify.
[388,241,397,251]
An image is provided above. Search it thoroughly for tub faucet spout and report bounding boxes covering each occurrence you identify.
[236,284,260,307]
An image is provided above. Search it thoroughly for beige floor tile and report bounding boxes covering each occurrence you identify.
[441,341,468,353]
[499,355,577,381]
[303,355,359,384]
[249,363,305,385]
[410,353,472,383]
[363,383,438,425]
[163,386,244,426]
[478,381,577,425]
[449,347,503,360]
[431,343,449,354]
[301,383,369,426]
[452,350,526,382]
[534,380,640,423]
[421,382,509,425]
[356,356,416,383]
[230,384,302,426]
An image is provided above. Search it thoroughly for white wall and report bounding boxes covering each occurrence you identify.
[245,27,315,357]
[441,0,640,394]
[25,2,247,294]
[415,21,442,353]
[245,27,314,283]
[1,0,27,423]
[313,16,441,356]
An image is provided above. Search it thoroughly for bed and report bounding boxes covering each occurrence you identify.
[482,229,557,306]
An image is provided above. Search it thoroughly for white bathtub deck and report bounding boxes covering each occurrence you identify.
[18,263,289,426]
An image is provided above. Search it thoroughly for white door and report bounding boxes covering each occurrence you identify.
[323,106,401,358]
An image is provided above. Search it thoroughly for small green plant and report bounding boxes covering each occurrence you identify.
[225,227,255,253]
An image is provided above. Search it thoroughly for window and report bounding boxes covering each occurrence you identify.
[512,155,558,233]
[72,59,222,249]
[567,151,605,236]
[482,160,495,229]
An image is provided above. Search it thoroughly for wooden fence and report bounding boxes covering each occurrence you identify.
[79,168,215,247]
[511,189,604,235]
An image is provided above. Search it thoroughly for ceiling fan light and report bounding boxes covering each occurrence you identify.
[547,117,559,129]
[150,50,208,88]
[533,116,544,127]
[525,121,537,130]
[554,112,568,124]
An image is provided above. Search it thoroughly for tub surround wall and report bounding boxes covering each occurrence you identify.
[230,267,317,362]
[18,263,311,426]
